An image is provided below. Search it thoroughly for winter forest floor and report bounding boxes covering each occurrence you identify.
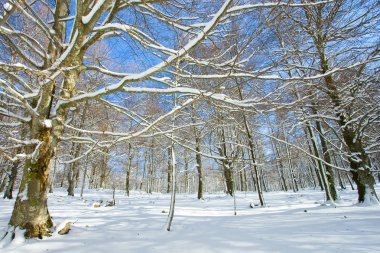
[1,186,380,253]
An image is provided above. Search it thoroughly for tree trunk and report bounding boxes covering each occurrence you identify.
[184,154,189,193]
[312,109,338,201]
[261,169,268,192]
[99,150,109,189]
[89,165,96,189]
[125,143,133,197]
[267,118,288,191]
[49,154,58,193]
[282,128,298,193]
[306,123,335,202]
[9,129,54,238]
[304,128,324,191]
[80,154,88,198]
[191,105,204,199]
[167,147,172,194]
[166,145,176,231]
[195,135,204,199]
[345,134,378,203]
[60,165,66,188]
[305,12,378,203]
[67,142,82,196]
[3,160,19,199]
[6,0,75,239]
[223,163,234,196]
[218,128,234,196]
[0,173,6,193]
[140,152,146,191]
[67,164,75,196]
[237,86,264,205]
[346,172,355,191]
[271,139,288,191]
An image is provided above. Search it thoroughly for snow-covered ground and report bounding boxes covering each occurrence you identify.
[1,187,380,253]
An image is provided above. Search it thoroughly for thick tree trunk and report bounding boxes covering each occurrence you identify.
[344,132,379,203]
[7,0,74,237]
[9,129,54,238]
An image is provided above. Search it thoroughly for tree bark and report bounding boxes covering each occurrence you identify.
[238,87,264,205]
[312,108,339,201]
[0,172,6,193]
[184,154,189,193]
[191,105,204,199]
[218,128,234,196]
[306,123,335,202]
[125,143,133,197]
[302,4,378,203]
[3,160,19,199]
[49,153,58,193]
[80,154,88,198]
[167,147,172,194]
[195,134,204,199]
[9,128,54,238]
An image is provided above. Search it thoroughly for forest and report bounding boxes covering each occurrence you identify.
[0,0,379,251]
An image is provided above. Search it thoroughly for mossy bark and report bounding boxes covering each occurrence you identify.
[343,130,378,203]
[9,128,54,238]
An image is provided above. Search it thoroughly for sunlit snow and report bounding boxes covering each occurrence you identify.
[1,186,379,253]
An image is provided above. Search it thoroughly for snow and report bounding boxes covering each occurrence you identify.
[44,119,52,128]
[82,0,106,24]
[17,186,28,201]
[1,186,380,252]
[3,3,12,12]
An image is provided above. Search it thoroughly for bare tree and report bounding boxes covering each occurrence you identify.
[1,0,373,241]
[277,0,380,203]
